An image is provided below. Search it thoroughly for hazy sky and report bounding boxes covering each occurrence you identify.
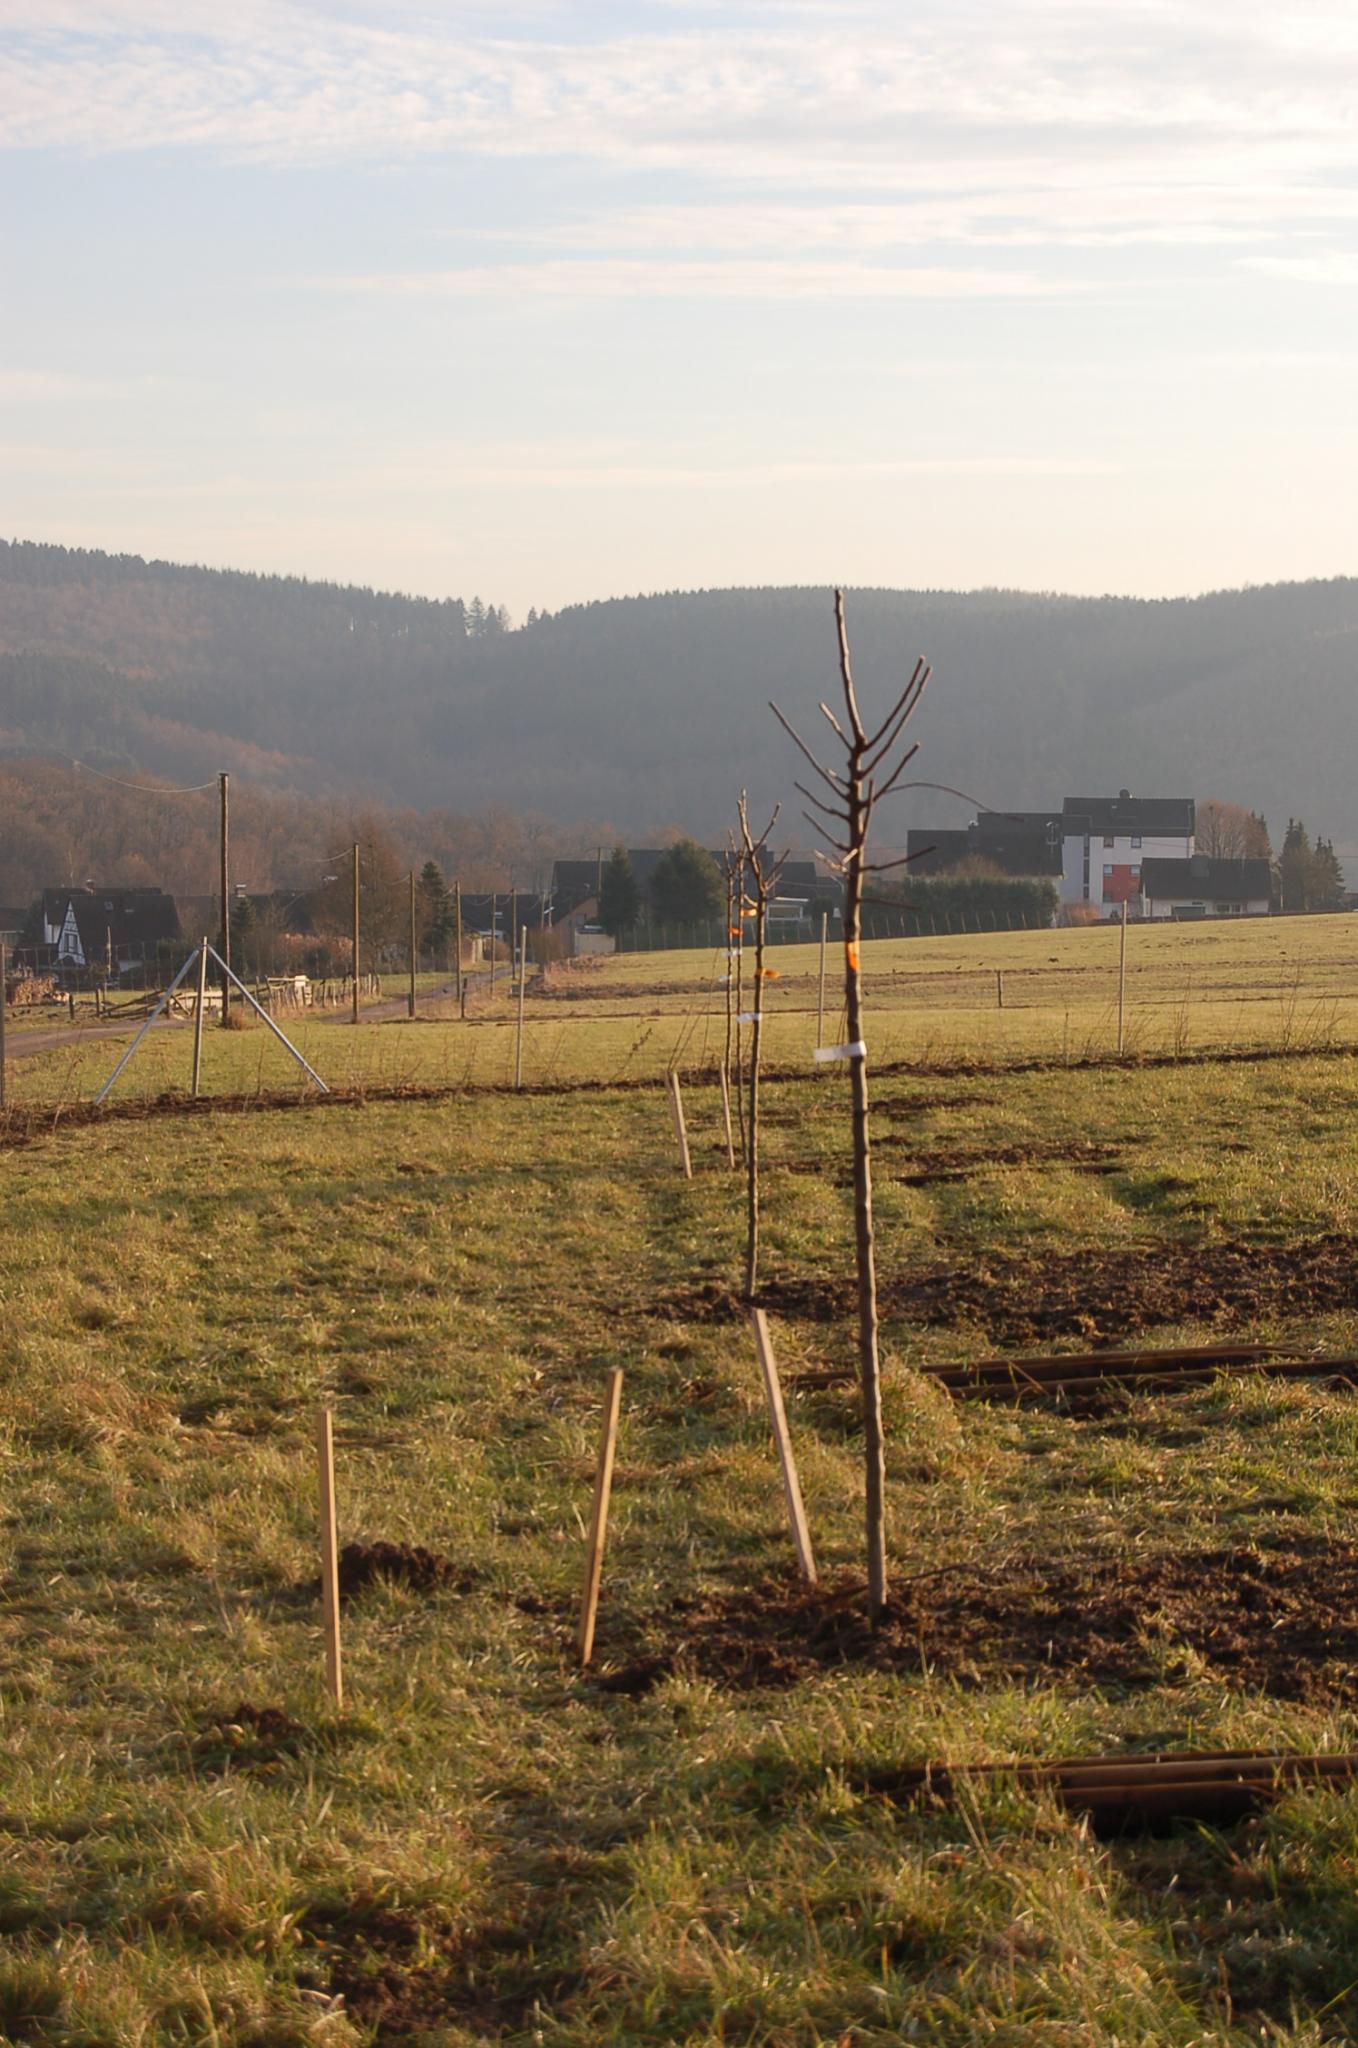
[4,0,1357,615]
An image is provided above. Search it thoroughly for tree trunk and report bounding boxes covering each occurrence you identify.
[844,759,887,1619]
[744,893,766,1299]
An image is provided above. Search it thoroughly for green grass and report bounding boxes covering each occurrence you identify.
[7,910,1358,1109]
[7,1045,1358,2040]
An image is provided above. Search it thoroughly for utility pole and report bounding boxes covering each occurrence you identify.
[408,870,417,1019]
[351,843,361,1026]
[218,771,231,1026]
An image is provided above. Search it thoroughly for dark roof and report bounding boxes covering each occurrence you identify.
[905,828,973,876]
[551,849,824,918]
[975,811,1063,876]
[1063,793,1195,837]
[459,892,547,933]
[905,816,1062,878]
[44,885,183,955]
[1140,856,1272,903]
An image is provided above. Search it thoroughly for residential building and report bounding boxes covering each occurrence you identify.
[1060,793,1195,919]
[1140,856,1272,921]
[39,885,183,975]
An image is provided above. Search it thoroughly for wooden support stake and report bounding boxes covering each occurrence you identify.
[190,936,208,1098]
[515,924,527,1088]
[749,1310,816,1583]
[316,1407,344,1706]
[996,969,1004,1010]
[577,1367,624,1667]
[1117,899,1128,1055]
[718,1062,736,1168]
[817,908,827,1049]
[0,940,7,1111]
[667,1070,692,1178]
[408,870,418,1019]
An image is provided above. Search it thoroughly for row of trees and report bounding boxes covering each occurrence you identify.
[1199,802,1347,913]
[598,842,727,934]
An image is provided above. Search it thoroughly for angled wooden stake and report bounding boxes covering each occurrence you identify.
[190,937,208,1097]
[667,1071,693,1178]
[316,1407,344,1706]
[577,1367,624,1667]
[718,1063,736,1169]
[750,1310,816,1584]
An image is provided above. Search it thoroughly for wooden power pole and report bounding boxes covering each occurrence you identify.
[218,770,231,1026]
[351,843,361,1026]
[408,870,418,1019]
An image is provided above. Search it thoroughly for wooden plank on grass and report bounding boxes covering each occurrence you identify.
[750,1309,816,1584]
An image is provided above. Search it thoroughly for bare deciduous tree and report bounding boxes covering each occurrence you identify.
[770,591,930,1620]
[736,793,787,1299]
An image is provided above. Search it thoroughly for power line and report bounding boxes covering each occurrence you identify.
[67,757,219,796]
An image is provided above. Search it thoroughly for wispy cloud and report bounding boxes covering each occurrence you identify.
[4,1,1356,312]
[317,257,1060,300]
[0,368,117,400]
[1240,251,1358,285]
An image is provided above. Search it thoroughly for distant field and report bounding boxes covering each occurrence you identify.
[6,911,1358,1107]
[7,1036,1358,2041]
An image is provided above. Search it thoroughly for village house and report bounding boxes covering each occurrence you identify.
[1061,793,1196,919]
[38,884,183,977]
[1140,855,1273,920]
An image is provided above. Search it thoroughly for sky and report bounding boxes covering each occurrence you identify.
[3,0,1357,616]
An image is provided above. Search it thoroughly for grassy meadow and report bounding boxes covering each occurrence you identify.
[7,910,1358,1107]
[6,920,1358,2041]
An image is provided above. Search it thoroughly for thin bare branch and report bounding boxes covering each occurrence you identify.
[872,741,923,802]
[865,655,929,753]
[795,779,850,824]
[819,699,848,742]
[833,589,868,743]
[804,812,851,852]
[863,665,931,776]
[768,699,848,794]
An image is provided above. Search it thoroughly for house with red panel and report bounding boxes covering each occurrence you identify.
[1060,793,1195,920]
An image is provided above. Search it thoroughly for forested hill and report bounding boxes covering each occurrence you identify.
[3,539,1357,848]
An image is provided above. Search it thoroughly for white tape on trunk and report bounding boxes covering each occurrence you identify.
[814,1040,866,1062]
[736,1011,758,1023]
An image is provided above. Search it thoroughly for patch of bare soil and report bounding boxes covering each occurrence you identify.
[885,1137,1127,1186]
[780,1136,1126,1187]
[592,1541,1358,1701]
[670,1231,1358,1347]
[875,1092,999,1116]
[189,1703,310,1772]
[299,1897,574,2040]
[337,1541,476,1601]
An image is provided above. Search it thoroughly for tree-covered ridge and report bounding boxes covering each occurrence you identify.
[2,540,1356,851]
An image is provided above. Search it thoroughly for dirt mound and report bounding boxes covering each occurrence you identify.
[670,1231,1358,1347]
[592,1539,1358,1701]
[337,1540,476,1600]
[299,1896,573,2039]
[190,1703,309,1771]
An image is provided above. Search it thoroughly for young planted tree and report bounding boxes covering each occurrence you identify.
[736,794,787,1298]
[770,591,930,1619]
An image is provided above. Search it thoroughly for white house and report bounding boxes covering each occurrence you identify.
[1140,855,1272,920]
[1060,793,1195,920]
